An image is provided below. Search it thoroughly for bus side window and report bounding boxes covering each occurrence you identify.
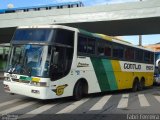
[125,47,134,61]
[97,41,105,56]
[49,47,61,80]
[55,29,74,46]
[113,44,124,59]
[50,46,73,81]
[150,52,154,64]
[52,51,59,66]
[144,51,150,63]
[78,35,87,53]
[87,38,95,54]
[104,42,111,57]
[135,49,143,62]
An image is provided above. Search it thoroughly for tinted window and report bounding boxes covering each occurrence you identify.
[97,41,105,56]
[55,29,74,46]
[125,47,135,60]
[78,35,95,54]
[78,36,87,53]
[104,43,111,57]
[144,51,151,63]
[87,38,95,54]
[13,29,54,42]
[150,52,154,64]
[135,49,143,61]
[113,44,124,59]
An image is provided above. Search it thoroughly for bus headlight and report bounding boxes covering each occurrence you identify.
[31,82,47,87]
[4,77,11,82]
[31,77,48,87]
[39,82,47,87]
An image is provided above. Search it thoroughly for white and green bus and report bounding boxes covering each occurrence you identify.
[3,25,154,100]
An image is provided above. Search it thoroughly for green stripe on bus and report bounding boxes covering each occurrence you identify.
[101,59,118,90]
[91,58,110,91]
[79,29,95,37]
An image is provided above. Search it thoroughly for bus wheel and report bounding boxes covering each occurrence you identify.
[132,79,139,92]
[73,79,88,100]
[138,78,145,91]
[73,81,83,100]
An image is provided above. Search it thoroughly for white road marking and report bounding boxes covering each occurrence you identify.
[154,96,160,103]
[0,99,21,107]
[57,98,89,114]
[90,95,112,110]
[138,94,150,107]
[0,101,36,114]
[117,94,129,108]
[20,104,56,119]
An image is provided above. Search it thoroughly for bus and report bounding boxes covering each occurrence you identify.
[0,43,10,71]
[154,52,160,84]
[155,52,160,68]
[3,25,154,100]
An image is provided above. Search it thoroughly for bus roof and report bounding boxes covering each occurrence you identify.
[16,25,153,52]
[78,28,153,52]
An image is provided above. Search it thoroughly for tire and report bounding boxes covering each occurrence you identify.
[132,80,138,92]
[138,80,145,91]
[73,81,83,100]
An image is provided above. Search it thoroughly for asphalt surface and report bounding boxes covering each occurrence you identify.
[0,80,160,120]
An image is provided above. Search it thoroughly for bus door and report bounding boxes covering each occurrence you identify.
[49,29,74,81]
[49,45,73,81]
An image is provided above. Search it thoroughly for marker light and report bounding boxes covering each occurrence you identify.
[32,77,40,82]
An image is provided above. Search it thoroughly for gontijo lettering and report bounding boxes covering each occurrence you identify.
[124,63,141,70]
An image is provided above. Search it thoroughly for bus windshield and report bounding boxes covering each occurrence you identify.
[155,52,160,62]
[12,29,54,42]
[7,45,49,77]
[7,28,74,79]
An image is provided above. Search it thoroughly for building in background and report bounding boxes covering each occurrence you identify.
[145,43,160,52]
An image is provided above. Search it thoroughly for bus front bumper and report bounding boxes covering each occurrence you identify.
[3,81,55,99]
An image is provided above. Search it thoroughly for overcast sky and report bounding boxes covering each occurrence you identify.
[0,0,159,45]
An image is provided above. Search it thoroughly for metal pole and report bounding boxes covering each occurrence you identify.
[139,35,142,46]
[139,0,142,46]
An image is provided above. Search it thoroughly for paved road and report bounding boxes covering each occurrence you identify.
[0,80,160,120]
